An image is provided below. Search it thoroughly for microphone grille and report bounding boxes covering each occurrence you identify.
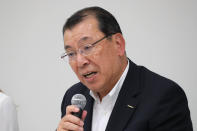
[71,94,86,109]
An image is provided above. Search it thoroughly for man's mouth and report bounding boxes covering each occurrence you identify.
[83,72,97,78]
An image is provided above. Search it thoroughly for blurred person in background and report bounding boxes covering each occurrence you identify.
[0,89,19,131]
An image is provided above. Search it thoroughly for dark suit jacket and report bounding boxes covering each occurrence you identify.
[61,60,193,131]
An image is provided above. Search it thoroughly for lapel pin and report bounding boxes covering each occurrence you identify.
[127,104,135,109]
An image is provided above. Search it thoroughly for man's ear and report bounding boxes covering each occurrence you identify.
[113,33,126,56]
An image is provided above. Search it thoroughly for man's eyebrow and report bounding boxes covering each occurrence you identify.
[64,45,71,50]
[64,36,91,50]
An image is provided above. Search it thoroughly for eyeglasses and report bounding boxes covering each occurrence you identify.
[61,33,115,61]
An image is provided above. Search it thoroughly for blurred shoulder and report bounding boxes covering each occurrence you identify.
[140,66,187,99]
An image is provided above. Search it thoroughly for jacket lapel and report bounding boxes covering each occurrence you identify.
[105,60,142,131]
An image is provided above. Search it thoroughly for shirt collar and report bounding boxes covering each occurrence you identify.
[90,60,129,102]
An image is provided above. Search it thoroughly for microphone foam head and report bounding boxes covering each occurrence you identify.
[71,94,86,110]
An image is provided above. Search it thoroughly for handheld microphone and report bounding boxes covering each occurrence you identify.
[71,94,86,118]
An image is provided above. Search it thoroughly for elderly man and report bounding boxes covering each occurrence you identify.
[57,6,193,131]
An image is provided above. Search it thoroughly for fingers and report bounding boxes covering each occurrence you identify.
[66,105,79,115]
[62,113,84,126]
[57,105,87,131]
[59,120,84,131]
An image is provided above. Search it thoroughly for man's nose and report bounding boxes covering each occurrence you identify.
[76,53,89,67]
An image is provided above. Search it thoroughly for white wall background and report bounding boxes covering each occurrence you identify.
[0,0,196,130]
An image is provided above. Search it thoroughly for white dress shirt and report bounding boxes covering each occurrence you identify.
[90,61,129,131]
[0,92,19,131]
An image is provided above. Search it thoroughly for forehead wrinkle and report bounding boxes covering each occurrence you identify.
[78,36,92,43]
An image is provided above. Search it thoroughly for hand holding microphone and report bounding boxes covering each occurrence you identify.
[57,94,87,131]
